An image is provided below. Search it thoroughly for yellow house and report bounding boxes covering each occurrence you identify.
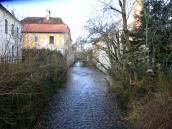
[21,14,74,66]
[21,14,72,55]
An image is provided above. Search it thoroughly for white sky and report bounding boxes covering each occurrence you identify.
[1,0,136,43]
[1,0,100,43]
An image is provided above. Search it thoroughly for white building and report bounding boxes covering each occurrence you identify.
[92,41,111,73]
[0,4,22,63]
[92,0,143,73]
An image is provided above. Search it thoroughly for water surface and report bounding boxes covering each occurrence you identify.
[45,63,127,129]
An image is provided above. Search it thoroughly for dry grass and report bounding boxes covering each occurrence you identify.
[138,97,172,129]
[114,68,172,129]
[0,49,67,129]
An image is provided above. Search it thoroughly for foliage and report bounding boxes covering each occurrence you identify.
[139,0,172,68]
[117,0,172,128]
[0,49,67,129]
[85,0,172,128]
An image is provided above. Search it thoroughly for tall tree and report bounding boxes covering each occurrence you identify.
[139,0,172,70]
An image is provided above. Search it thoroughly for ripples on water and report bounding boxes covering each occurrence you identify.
[44,61,128,129]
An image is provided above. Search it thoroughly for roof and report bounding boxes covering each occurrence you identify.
[21,17,63,24]
[22,23,69,33]
[0,4,21,23]
[21,17,70,33]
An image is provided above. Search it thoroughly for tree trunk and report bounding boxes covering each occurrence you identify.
[119,0,138,85]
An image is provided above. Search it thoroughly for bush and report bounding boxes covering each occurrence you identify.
[0,49,67,129]
[138,97,172,129]
[113,67,172,129]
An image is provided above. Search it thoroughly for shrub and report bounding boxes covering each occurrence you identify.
[0,49,67,129]
[138,97,172,129]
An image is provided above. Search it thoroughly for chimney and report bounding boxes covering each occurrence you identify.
[46,10,51,20]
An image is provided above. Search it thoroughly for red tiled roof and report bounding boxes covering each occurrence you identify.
[21,17,63,24]
[22,23,68,33]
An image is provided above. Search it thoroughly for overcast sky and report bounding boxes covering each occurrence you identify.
[1,0,101,43]
[1,0,136,43]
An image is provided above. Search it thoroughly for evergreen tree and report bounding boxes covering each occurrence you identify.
[139,0,172,70]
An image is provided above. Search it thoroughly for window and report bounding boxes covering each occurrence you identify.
[20,35,22,42]
[5,19,8,34]
[17,46,19,56]
[12,46,14,57]
[11,24,14,36]
[34,34,38,42]
[49,36,54,44]
[16,27,19,37]
[5,44,8,50]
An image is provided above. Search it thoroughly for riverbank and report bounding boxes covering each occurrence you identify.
[37,64,129,129]
[109,71,172,129]
[0,49,67,129]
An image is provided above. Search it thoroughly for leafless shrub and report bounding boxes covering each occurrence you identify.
[0,49,67,129]
[139,97,172,129]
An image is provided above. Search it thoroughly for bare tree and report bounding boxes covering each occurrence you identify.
[85,0,141,85]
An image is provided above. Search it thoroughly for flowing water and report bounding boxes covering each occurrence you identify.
[45,62,128,129]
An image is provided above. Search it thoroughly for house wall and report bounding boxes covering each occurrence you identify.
[0,7,22,63]
[23,33,65,51]
[92,1,143,72]
[92,42,111,73]
[64,32,75,66]
[128,0,143,30]
[22,32,74,66]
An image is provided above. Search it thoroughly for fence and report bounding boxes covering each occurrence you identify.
[0,55,21,64]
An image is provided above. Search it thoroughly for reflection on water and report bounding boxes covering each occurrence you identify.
[74,61,83,67]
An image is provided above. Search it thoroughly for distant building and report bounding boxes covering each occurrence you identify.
[128,0,143,30]
[133,0,143,29]
[92,0,143,73]
[21,12,74,66]
[92,41,111,73]
[0,4,22,63]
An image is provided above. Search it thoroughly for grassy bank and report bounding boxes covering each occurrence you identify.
[0,49,67,129]
[112,67,172,129]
